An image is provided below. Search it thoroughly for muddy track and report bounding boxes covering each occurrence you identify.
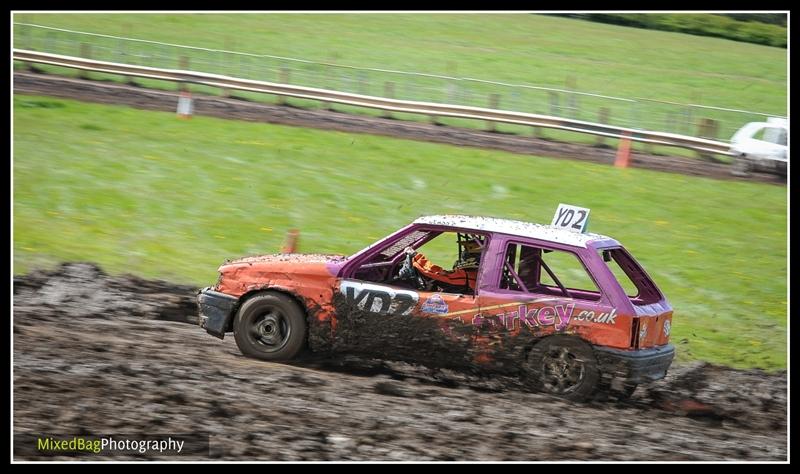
[13,263,786,461]
[13,72,785,186]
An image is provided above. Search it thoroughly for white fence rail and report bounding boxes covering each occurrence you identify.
[13,49,734,156]
[13,22,786,141]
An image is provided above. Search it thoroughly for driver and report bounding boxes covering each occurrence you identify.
[403,240,482,290]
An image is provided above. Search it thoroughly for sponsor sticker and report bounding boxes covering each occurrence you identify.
[663,320,671,337]
[421,294,449,314]
[340,280,419,316]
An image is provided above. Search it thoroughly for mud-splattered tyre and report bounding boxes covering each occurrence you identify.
[523,336,600,402]
[233,293,306,361]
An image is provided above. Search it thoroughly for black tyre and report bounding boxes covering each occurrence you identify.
[523,335,600,402]
[233,292,306,361]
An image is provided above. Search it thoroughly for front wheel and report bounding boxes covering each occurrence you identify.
[523,336,600,401]
[233,292,306,361]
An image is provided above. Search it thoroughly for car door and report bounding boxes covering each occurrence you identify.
[331,279,480,366]
[473,239,619,370]
[332,227,482,367]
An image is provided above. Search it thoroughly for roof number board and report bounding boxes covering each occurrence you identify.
[551,204,590,234]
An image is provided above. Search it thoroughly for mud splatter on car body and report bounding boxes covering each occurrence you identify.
[198,215,676,399]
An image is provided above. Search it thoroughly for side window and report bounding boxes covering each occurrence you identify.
[756,127,787,146]
[351,230,486,296]
[352,230,431,283]
[500,243,601,302]
[411,232,486,295]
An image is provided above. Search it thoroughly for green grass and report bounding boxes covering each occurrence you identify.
[13,95,787,370]
[12,13,787,141]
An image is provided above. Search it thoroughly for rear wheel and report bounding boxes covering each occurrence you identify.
[523,336,599,401]
[233,292,306,361]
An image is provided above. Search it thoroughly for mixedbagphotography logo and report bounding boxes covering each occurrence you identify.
[14,433,210,459]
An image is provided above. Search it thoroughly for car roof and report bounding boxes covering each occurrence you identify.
[413,215,613,248]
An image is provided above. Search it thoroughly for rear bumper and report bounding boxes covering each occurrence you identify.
[197,287,238,339]
[593,344,675,384]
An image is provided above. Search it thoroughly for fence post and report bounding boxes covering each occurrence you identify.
[178,56,190,92]
[281,229,300,254]
[683,106,694,136]
[78,43,91,79]
[566,76,578,119]
[322,64,333,110]
[429,78,441,125]
[278,68,290,105]
[596,107,610,147]
[45,31,55,54]
[220,56,231,98]
[358,71,368,95]
[382,81,395,118]
[548,91,560,117]
[18,24,32,71]
[695,117,720,161]
[486,93,501,132]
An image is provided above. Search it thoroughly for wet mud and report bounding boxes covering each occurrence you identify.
[13,263,787,460]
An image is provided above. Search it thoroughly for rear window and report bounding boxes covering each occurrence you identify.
[598,247,662,305]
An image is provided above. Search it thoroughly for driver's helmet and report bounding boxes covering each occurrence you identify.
[454,239,482,270]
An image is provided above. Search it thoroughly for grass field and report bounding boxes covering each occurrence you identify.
[13,95,787,370]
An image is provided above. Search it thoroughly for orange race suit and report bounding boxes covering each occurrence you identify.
[412,253,477,290]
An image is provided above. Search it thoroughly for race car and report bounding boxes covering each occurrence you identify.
[729,118,787,177]
[197,206,674,401]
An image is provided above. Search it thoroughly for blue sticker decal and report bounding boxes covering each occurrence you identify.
[421,294,449,314]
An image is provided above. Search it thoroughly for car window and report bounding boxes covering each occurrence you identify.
[755,127,787,146]
[351,230,486,296]
[598,247,662,306]
[500,243,601,302]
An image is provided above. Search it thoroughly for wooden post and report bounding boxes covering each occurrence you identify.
[278,68,290,105]
[695,118,720,161]
[382,81,395,118]
[548,91,560,116]
[178,56,190,92]
[566,76,578,119]
[596,107,610,147]
[79,43,91,79]
[486,93,501,132]
[281,229,300,253]
[358,71,368,95]
[323,64,333,110]
[19,24,32,71]
[222,36,233,98]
